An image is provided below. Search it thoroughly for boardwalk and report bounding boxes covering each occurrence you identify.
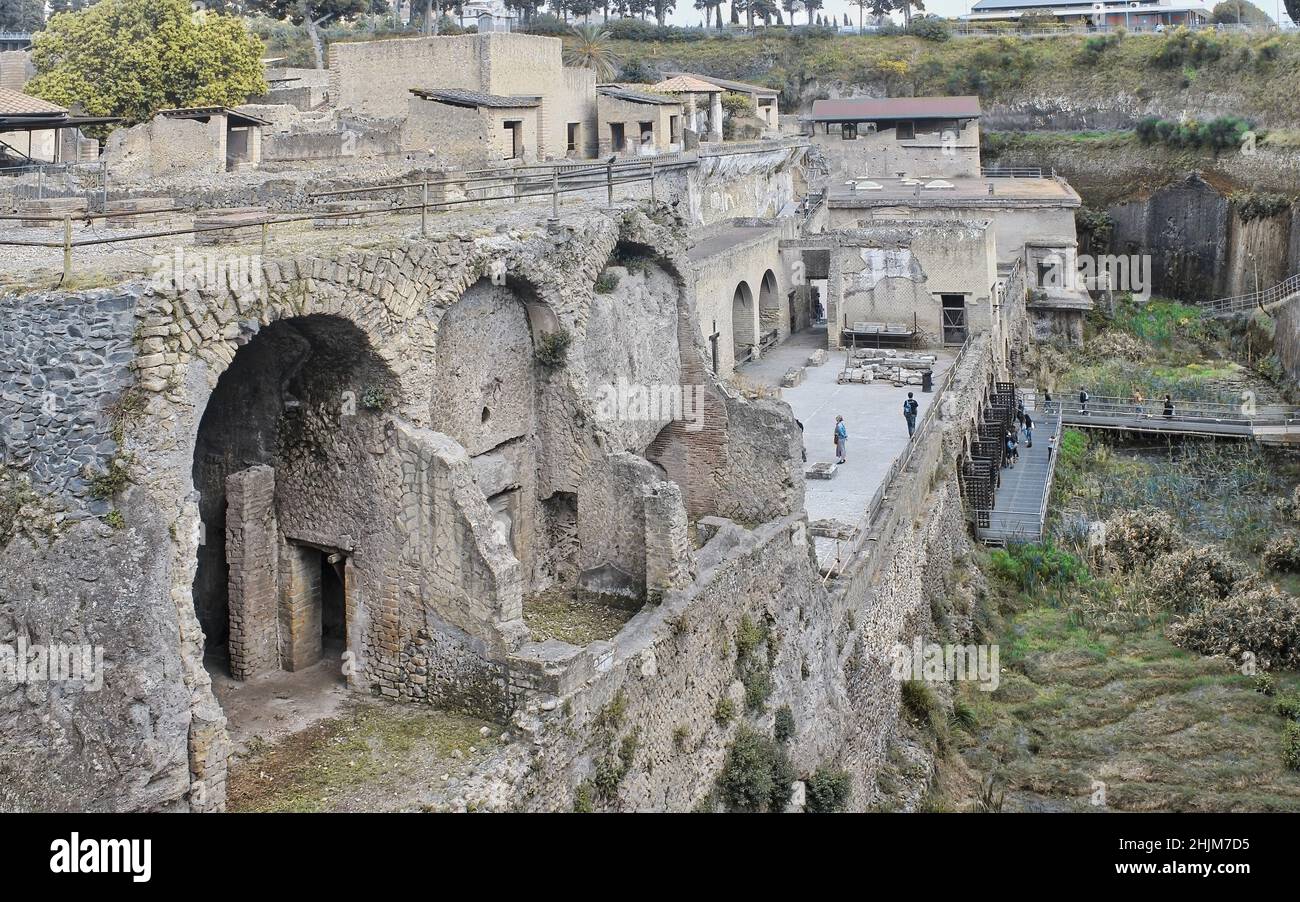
[977,404,1062,546]
[1056,395,1300,444]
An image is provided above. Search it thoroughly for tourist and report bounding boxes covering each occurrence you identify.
[903,392,919,437]
[1164,395,1175,419]
[1005,430,1019,468]
[1078,387,1090,415]
[796,418,806,462]
[1023,410,1034,448]
[1132,388,1145,417]
[834,415,848,464]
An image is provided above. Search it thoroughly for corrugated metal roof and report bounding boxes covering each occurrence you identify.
[810,95,981,122]
[597,86,681,106]
[409,88,540,109]
[0,87,67,117]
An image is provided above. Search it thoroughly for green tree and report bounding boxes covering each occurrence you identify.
[27,0,267,127]
[1286,0,1299,27]
[0,0,45,31]
[804,0,821,23]
[562,23,619,80]
[1211,0,1272,24]
[246,0,368,69]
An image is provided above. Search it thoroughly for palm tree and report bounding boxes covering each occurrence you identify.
[563,24,620,81]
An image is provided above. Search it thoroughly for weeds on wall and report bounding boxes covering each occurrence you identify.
[535,329,572,369]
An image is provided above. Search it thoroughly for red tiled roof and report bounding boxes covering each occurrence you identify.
[810,95,981,122]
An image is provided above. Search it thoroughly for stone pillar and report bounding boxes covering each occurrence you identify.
[642,480,695,598]
[279,543,323,671]
[827,246,843,349]
[225,465,280,681]
[208,113,228,174]
[709,92,723,143]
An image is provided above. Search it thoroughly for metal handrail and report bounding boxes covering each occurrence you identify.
[1059,394,1300,426]
[1200,272,1300,317]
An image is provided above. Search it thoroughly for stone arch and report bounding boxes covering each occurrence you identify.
[758,268,781,342]
[732,280,755,364]
[191,314,399,686]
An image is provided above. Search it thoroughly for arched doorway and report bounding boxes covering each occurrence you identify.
[758,269,780,345]
[732,280,755,366]
[192,314,397,684]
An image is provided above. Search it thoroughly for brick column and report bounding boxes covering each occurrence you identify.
[225,465,279,681]
[279,543,323,671]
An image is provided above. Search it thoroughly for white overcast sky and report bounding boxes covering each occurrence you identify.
[656,1,1288,27]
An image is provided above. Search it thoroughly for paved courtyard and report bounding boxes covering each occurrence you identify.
[739,327,955,567]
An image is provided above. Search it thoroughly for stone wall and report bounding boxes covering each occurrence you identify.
[1,201,774,811]
[811,119,980,181]
[446,333,1009,812]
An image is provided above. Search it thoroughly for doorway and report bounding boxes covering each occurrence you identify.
[941,294,967,345]
[610,122,626,153]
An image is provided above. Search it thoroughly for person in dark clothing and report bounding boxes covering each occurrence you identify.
[795,418,805,462]
[1023,411,1034,448]
[1078,388,1090,415]
[903,392,919,437]
[1163,395,1175,419]
[1005,430,1019,468]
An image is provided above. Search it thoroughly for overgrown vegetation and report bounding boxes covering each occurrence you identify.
[804,767,852,812]
[534,328,573,369]
[715,724,795,813]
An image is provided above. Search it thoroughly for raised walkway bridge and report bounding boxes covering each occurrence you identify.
[1199,273,1300,318]
[962,387,1066,547]
[1057,395,1300,445]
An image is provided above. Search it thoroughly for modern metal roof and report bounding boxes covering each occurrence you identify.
[810,95,981,122]
[409,88,540,109]
[597,86,681,106]
[159,106,271,128]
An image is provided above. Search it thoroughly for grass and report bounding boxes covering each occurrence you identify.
[226,699,499,812]
[951,597,1300,811]
[523,584,637,646]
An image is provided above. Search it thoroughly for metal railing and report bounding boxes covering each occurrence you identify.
[0,156,690,281]
[1059,393,1300,432]
[1,159,108,208]
[1200,272,1300,317]
[982,167,1045,180]
[974,399,1063,545]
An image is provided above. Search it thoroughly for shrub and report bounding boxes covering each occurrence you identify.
[1232,191,1292,221]
[1262,534,1300,573]
[804,767,852,812]
[1167,585,1300,671]
[573,781,595,812]
[1285,722,1300,771]
[1075,207,1114,247]
[1084,330,1149,364]
[1103,509,1184,571]
[521,13,570,36]
[535,329,572,369]
[1253,672,1275,696]
[594,270,619,294]
[1274,691,1300,720]
[88,456,131,501]
[773,705,795,743]
[906,16,950,42]
[716,725,796,813]
[714,696,736,725]
[1148,545,1248,612]
[988,541,1087,594]
[103,510,125,530]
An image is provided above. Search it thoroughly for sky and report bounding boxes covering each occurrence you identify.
[656,0,1288,28]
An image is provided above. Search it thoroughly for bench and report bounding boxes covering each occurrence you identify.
[841,321,916,349]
